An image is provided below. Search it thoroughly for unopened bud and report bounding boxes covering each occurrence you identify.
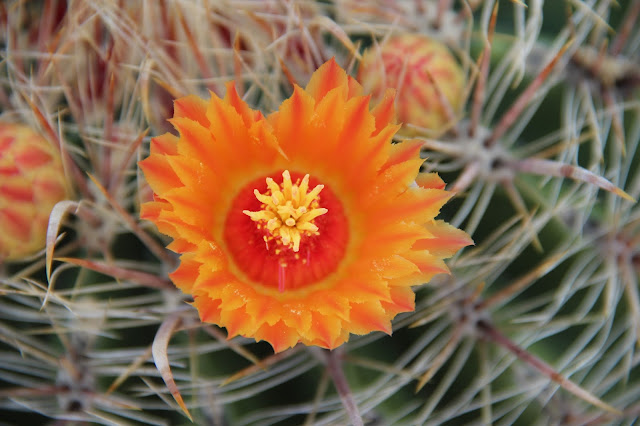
[0,124,69,261]
[359,34,465,135]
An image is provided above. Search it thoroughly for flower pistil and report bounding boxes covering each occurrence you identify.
[243,170,328,253]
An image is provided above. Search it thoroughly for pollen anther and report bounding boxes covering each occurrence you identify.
[243,170,328,252]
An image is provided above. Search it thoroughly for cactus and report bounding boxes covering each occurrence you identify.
[1,0,639,425]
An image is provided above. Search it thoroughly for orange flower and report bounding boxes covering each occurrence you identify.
[140,59,472,352]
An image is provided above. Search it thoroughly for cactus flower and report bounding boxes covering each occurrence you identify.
[0,123,69,261]
[358,34,465,134]
[140,58,472,352]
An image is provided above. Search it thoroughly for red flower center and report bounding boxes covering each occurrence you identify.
[224,171,348,292]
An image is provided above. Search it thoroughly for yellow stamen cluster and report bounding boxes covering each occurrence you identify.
[243,170,328,252]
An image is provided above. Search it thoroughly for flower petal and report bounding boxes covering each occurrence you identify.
[370,88,397,135]
[223,82,264,127]
[305,57,349,103]
[413,220,475,257]
[416,172,446,190]
[174,95,209,128]
[349,301,392,335]
[255,321,300,352]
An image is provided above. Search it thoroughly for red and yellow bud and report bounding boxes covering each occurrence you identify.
[358,34,465,135]
[0,124,69,261]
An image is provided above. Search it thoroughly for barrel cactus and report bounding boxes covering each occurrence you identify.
[1,1,639,425]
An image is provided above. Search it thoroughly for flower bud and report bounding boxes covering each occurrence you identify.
[0,123,69,261]
[358,34,465,135]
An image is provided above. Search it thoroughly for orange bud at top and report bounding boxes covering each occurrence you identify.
[358,34,465,135]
